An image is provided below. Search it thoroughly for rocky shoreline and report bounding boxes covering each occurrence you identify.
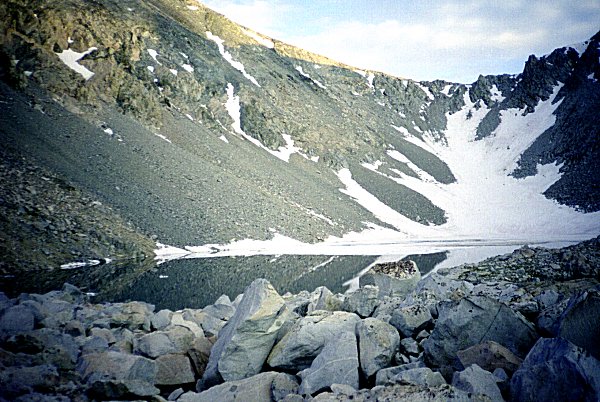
[1,237,599,401]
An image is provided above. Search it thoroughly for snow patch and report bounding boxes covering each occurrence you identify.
[366,73,375,89]
[187,5,198,10]
[416,82,435,101]
[169,69,178,76]
[295,66,327,89]
[147,49,160,64]
[206,31,260,87]
[154,132,172,143]
[219,135,229,143]
[56,47,97,80]
[182,64,194,73]
[147,65,154,73]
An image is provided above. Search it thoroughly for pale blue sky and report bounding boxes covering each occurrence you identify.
[201,0,600,83]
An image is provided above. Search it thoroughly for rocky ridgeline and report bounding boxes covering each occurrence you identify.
[1,238,599,401]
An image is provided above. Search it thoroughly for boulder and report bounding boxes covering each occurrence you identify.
[202,279,288,387]
[457,340,522,375]
[375,361,426,385]
[307,286,342,314]
[452,364,503,402]
[155,354,196,385]
[107,301,154,331]
[76,351,158,398]
[393,367,446,387]
[356,318,400,377]
[298,330,359,396]
[183,372,287,401]
[400,337,419,356]
[267,310,361,371]
[359,260,421,299]
[558,291,600,359]
[170,313,205,338]
[271,372,300,401]
[187,337,213,378]
[134,332,178,358]
[423,295,538,376]
[341,285,379,317]
[390,303,432,337]
[0,305,35,337]
[0,364,59,398]
[151,309,173,331]
[510,337,600,402]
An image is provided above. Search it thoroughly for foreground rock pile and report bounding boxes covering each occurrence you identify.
[1,238,599,401]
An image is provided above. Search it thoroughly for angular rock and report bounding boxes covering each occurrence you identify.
[457,340,523,375]
[77,351,158,398]
[400,337,420,356]
[510,337,600,402]
[393,367,446,387]
[108,301,154,331]
[375,361,426,385]
[0,364,59,398]
[0,305,35,337]
[341,285,379,318]
[452,364,503,402]
[202,279,288,387]
[187,337,213,378]
[155,354,196,385]
[558,291,600,359]
[390,303,432,337]
[184,372,284,401]
[298,331,359,396]
[359,260,421,299]
[134,332,178,358]
[356,317,400,377]
[271,372,300,401]
[267,310,361,371]
[307,286,342,314]
[423,295,538,376]
[151,309,173,331]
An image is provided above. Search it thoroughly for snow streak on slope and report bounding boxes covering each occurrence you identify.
[206,31,260,87]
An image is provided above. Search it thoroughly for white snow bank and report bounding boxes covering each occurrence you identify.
[56,47,97,80]
[147,49,160,64]
[206,31,260,87]
[182,64,194,73]
[295,66,327,89]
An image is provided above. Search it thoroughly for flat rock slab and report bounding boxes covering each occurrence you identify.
[181,372,285,401]
[457,340,522,375]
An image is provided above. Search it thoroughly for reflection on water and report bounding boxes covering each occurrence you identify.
[4,240,582,310]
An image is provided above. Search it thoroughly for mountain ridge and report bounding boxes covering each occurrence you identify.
[0,0,598,257]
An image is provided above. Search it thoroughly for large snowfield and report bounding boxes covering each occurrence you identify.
[156,82,600,266]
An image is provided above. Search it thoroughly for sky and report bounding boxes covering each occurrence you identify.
[200,0,600,83]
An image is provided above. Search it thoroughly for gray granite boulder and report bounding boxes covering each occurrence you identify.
[423,295,538,376]
[0,305,35,337]
[356,317,400,377]
[151,309,173,331]
[183,372,288,401]
[268,310,361,371]
[375,361,426,385]
[298,330,359,396]
[76,351,158,398]
[341,285,379,317]
[134,332,178,358]
[452,364,503,402]
[390,303,432,337]
[155,353,196,385]
[202,279,288,387]
[307,286,343,314]
[510,337,600,402]
[394,367,446,387]
[359,260,421,299]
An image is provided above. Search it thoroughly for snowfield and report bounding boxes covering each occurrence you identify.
[156,83,600,264]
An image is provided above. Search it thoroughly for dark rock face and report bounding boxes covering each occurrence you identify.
[509,337,600,402]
